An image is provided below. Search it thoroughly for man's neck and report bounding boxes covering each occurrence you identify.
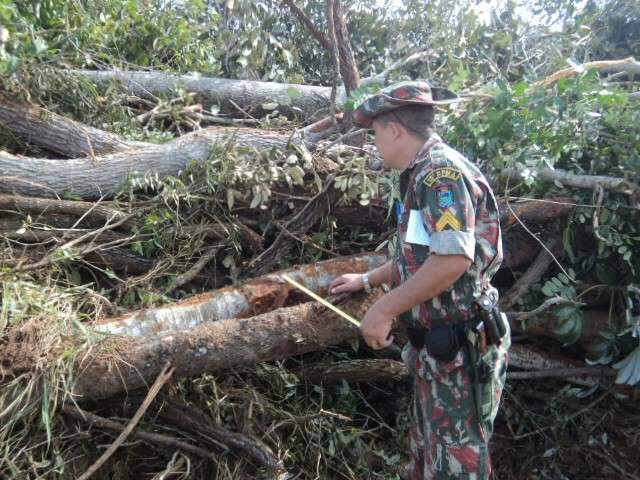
[397,134,434,170]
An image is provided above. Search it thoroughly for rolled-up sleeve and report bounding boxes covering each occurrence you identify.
[416,164,477,261]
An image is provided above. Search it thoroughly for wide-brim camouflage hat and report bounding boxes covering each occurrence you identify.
[352,80,460,128]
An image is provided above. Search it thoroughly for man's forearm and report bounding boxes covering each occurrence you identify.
[375,254,471,317]
[367,260,393,287]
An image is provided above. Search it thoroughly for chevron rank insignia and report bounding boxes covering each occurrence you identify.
[435,209,462,231]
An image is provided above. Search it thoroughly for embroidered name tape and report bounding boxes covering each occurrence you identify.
[424,167,461,187]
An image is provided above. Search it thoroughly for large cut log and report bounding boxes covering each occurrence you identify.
[74,292,381,399]
[0,95,144,157]
[73,70,333,120]
[0,126,300,199]
[94,253,387,337]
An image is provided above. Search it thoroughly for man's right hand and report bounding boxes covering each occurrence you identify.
[329,273,364,295]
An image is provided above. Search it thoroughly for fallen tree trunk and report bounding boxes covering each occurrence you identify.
[499,197,575,227]
[94,253,387,337]
[72,69,333,120]
[74,291,381,399]
[294,347,616,385]
[0,127,300,199]
[0,94,144,157]
[502,168,636,194]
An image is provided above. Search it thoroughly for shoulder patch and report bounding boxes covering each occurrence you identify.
[424,167,461,187]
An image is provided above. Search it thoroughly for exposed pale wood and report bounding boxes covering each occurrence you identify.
[74,291,382,399]
[94,253,387,337]
[538,57,640,88]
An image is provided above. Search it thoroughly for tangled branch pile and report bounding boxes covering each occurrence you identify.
[1,1,639,479]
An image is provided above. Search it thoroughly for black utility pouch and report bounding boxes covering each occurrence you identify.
[424,325,462,363]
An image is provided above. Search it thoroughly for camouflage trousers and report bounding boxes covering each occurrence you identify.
[401,324,510,480]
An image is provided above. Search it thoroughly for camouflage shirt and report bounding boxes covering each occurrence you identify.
[391,134,502,330]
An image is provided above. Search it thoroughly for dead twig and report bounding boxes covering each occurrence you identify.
[73,362,174,480]
[62,406,218,462]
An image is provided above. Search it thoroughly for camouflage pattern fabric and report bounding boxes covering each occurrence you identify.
[352,81,460,128]
[388,134,506,479]
[402,325,510,480]
[391,133,503,331]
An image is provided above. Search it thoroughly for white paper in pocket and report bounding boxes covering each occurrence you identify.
[405,209,431,246]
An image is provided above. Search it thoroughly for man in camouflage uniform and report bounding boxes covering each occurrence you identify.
[329,81,510,479]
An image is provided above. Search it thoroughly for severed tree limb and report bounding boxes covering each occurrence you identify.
[62,404,219,462]
[94,252,386,337]
[293,352,616,385]
[499,197,575,228]
[75,362,174,480]
[500,237,564,310]
[537,57,640,88]
[14,212,136,272]
[507,367,616,380]
[73,291,382,399]
[154,395,282,470]
[0,94,145,158]
[72,69,332,120]
[360,51,432,89]
[502,168,636,195]
[0,194,137,229]
[164,245,220,294]
[507,344,613,387]
[296,358,409,384]
[0,126,302,199]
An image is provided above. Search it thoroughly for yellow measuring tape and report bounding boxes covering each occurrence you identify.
[281,274,362,328]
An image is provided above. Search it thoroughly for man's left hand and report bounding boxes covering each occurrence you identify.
[361,300,395,350]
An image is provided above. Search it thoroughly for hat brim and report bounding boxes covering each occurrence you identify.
[352,87,461,128]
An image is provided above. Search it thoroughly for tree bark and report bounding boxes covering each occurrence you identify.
[72,69,333,120]
[331,1,360,96]
[0,194,136,229]
[502,168,635,194]
[0,127,300,199]
[500,237,563,310]
[93,253,387,337]
[499,197,575,228]
[74,291,382,399]
[0,94,144,157]
[294,348,616,385]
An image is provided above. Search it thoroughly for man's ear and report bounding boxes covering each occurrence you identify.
[389,120,403,140]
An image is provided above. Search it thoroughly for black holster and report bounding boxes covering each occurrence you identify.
[407,323,468,363]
